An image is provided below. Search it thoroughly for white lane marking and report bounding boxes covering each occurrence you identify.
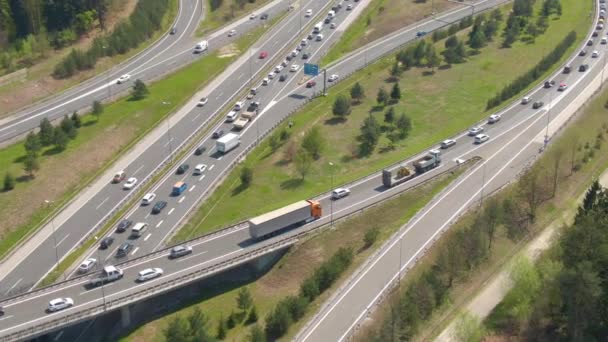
[131,247,139,256]
[4,278,22,296]
[163,137,174,147]
[217,156,223,160]
[199,174,206,181]
[55,234,70,248]
[95,197,109,211]
[0,129,15,139]
[189,185,196,192]
[208,164,215,171]
[191,113,201,122]
[53,330,64,341]
[178,196,186,203]
[168,208,175,215]
[216,92,224,100]
[237,73,243,80]
[132,164,145,176]
[176,250,208,262]
[144,233,152,242]
[0,315,14,322]
[145,213,150,219]
[156,220,164,228]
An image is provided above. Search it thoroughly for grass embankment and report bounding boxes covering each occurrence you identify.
[121,166,465,341]
[321,0,457,66]
[358,55,608,342]
[0,0,178,118]
[196,0,273,37]
[0,19,277,265]
[173,0,590,242]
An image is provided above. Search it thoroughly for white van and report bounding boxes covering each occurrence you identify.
[316,34,324,41]
[131,222,148,238]
[226,111,238,122]
[194,40,208,53]
[313,21,323,33]
[234,101,244,111]
[328,10,336,18]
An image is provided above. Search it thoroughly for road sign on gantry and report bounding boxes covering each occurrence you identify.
[304,63,319,76]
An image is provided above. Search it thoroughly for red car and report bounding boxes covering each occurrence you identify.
[306,80,316,88]
[259,51,268,59]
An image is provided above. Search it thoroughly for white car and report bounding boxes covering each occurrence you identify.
[249,13,256,19]
[194,164,208,175]
[330,22,337,29]
[305,9,313,17]
[301,39,308,46]
[521,96,531,104]
[475,134,490,144]
[142,193,156,205]
[488,114,501,123]
[281,60,289,67]
[268,72,275,79]
[468,126,484,136]
[275,65,284,73]
[316,34,324,41]
[78,258,97,274]
[331,188,351,199]
[558,83,568,91]
[228,29,236,37]
[296,45,303,51]
[592,50,600,58]
[328,74,339,82]
[262,77,269,85]
[290,64,300,72]
[291,50,299,57]
[137,268,163,282]
[346,4,353,10]
[117,74,130,84]
[440,139,456,149]
[123,177,137,190]
[197,97,208,106]
[48,298,74,312]
[226,110,238,122]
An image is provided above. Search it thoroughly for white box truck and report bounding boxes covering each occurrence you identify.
[216,133,240,154]
[248,200,322,240]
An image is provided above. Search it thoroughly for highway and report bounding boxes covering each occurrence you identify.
[0,0,352,299]
[0,0,584,338]
[0,0,294,144]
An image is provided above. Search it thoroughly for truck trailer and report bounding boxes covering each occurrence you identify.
[233,117,249,130]
[382,149,441,188]
[216,133,240,153]
[248,200,322,239]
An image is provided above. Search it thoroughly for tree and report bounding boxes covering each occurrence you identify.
[188,307,215,341]
[38,117,54,146]
[71,111,82,128]
[332,95,351,118]
[246,305,259,324]
[454,311,486,342]
[248,324,265,342]
[363,227,380,248]
[426,45,441,72]
[92,100,103,121]
[435,233,465,287]
[60,114,77,139]
[526,22,539,38]
[3,172,15,191]
[395,113,412,139]
[294,148,312,179]
[390,83,401,102]
[237,287,253,312]
[359,115,381,156]
[491,8,503,22]
[384,107,395,123]
[445,35,459,49]
[216,315,227,339]
[131,79,149,100]
[265,302,292,339]
[389,61,401,80]
[283,141,297,163]
[302,127,325,160]
[376,87,389,106]
[284,295,308,321]
[268,133,280,152]
[23,153,39,178]
[164,316,191,342]
[483,198,501,250]
[350,82,364,103]
[484,20,499,41]
[413,40,427,65]
[227,311,236,329]
[53,127,69,151]
[240,167,253,188]
[24,131,41,156]
[469,27,487,50]
[455,41,468,60]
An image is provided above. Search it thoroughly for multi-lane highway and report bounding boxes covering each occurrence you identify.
[0,0,294,143]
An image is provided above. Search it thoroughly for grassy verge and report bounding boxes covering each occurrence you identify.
[173,0,590,242]
[196,0,273,37]
[120,165,465,341]
[0,0,179,118]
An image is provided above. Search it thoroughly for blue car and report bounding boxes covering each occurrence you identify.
[416,31,427,37]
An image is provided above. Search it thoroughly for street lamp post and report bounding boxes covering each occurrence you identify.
[102,46,112,101]
[545,92,554,148]
[329,162,334,228]
[163,106,174,163]
[94,236,107,310]
[44,200,62,280]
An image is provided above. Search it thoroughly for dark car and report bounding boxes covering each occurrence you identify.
[579,50,587,56]
[170,27,177,35]
[587,39,594,46]
[177,164,189,174]
[286,54,293,61]
[302,53,310,59]
[307,33,314,40]
[279,74,288,82]
[324,17,331,24]
[0,306,4,316]
[152,201,168,214]
[116,242,133,258]
[306,80,316,88]
[579,64,590,72]
[563,65,571,74]
[544,80,555,88]
[593,31,599,37]
[532,101,544,109]
[416,31,427,37]
[212,129,224,139]
[100,236,114,249]
[169,245,193,259]
[194,146,206,155]
[116,219,133,233]
[260,13,269,20]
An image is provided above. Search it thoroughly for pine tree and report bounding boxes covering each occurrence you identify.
[377,87,389,106]
[396,113,412,139]
[384,107,395,123]
[246,305,259,324]
[38,117,54,146]
[216,315,227,339]
[53,127,69,151]
[390,83,401,102]
[92,100,103,121]
[350,82,364,103]
[24,131,41,156]
[3,172,15,191]
[332,95,351,117]
[131,79,149,100]
[71,111,82,128]
[237,287,254,312]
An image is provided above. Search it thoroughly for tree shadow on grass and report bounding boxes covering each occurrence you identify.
[324,117,347,125]
[231,183,248,196]
[42,147,64,156]
[82,120,97,127]
[16,174,33,183]
[280,178,304,190]
[422,70,435,77]
[13,155,27,163]
[439,64,451,70]
[274,159,290,167]
[370,105,384,113]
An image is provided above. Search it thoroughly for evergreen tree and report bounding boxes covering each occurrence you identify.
[131,79,149,100]
[332,95,351,117]
[3,172,15,191]
[246,305,259,324]
[376,87,389,106]
[216,315,227,340]
[359,115,381,156]
[384,107,395,123]
[23,151,40,178]
[248,324,266,342]
[60,114,77,139]
[469,28,487,49]
[240,166,253,188]
[227,311,236,329]
[445,35,459,49]
[389,61,401,80]
[237,287,254,312]
[426,45,441,72]
[396,113,412,139]
[38,117,54,146]
[350,82,364,103]
[390,83,401,102]
[164,316,191,342]
[53,127,69,151]
[24,131,41,156]
[71,111,82,128]
[483,20,499,40]
[265,303,292,339]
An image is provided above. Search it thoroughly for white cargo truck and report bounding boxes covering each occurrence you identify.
[248,200,322,240]
[216,133,240,154]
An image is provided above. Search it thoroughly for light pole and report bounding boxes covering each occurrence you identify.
[299,0,302,33]
[248,33,254,90]
[601,52,607,89]
[545,92,554,148]
[163,102,174,162]
[102,46,112,101]
[479,163,487,207]
[94,236,107,310]
[44,200,62,280]
[329,162,335,228]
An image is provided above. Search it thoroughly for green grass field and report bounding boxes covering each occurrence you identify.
[196,0,273,37]
[173,0,591,242]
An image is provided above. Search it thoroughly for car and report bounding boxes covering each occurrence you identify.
[346,4,353,10]
[78,258,97,274]
[544,80,555,88]
[331,188,351,199]
[468,126,484,136]
[558,83,567,91]
[587,39,594,46]
[324,17,331,24]
[330,22,337,29]
[194,164,208,175]
[113,170,126,183]
[281,59,289,67]
[0,306,4,316]
[262,77,269,85]
[226,110,238,122]
[416,31,427,37]
[305,9,313,16]
[592,50,600,58]
[521,96,531,104]
[228,29,236,37]
[307,33,314,40]
[593,31,599,37]
[291,49,299,57]
[142,193,156,206]
[597,24,604,30]
[212,129,224,139]
[170,27,177,35]
[170,245,193,259]
[316,34,324,41]
[152,201,167,214]
[579,64,590,72]
[532,101,544,109]
[290,64,300,72]
[275,65,284,73]
[301,39,308,46]
[474,134,490,144]
[116,242,133,258]
[488,114,501,124]
[100,236,114,249]
[579,50,587,56]
[296,45,303,52]
[259,51,268,59]
[260,13,269,20]
[286,54,293,61]
[279,74,288,82]
[563,65,572,74]
[197,97,208,106]
[117,74,131,84]
[116,219,133,233]
[123,177,137,190]
[440,139,456,149]
[602,37,607,44]
[328,74,339,82]
[177,164,189,174]
[302,52,310,59]
[195,146,206,155]
[249,13,256,19]
[306,80,317,88]
[48,298,74,313]
[137,268,163,282]
[268,72,275,79]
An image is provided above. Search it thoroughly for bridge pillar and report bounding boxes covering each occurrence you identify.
[121,305,131,328]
